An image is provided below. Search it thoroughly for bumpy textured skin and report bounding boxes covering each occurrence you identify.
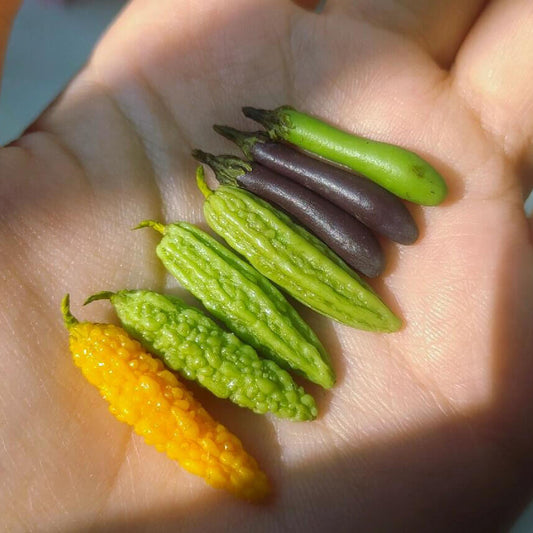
[203,186,401,332]
[156,222,334,388]
[68,320,270,501]
[109,290,317,421]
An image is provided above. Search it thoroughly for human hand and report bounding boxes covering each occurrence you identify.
[2,1,533,530]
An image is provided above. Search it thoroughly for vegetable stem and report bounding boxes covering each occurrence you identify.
[61,294,78,329]
[193,150,250,187]
[213,125,268,160]
[195,165,213,198]
[134,220,166,234]
[242,106,291,138]
[84,291,115,305]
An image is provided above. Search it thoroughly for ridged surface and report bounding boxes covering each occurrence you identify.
[157,222,334,388]
[69,321,270,501]
[111,290,317,421]
[236,164,385,277]
[204,186,401,332]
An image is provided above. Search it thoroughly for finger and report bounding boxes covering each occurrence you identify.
[0,0,22,90]
[331,0,488,68]
[452,0,533,162]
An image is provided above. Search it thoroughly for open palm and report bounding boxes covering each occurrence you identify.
[2,0,533,530]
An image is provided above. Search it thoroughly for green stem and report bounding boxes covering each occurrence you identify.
[195,165,212,198]
[192,150,251,187]
[242,106,293,139]
[84,291,115,306]
[242,106,277,129]
[212,125,268,160]
[134,220,166,234]
[61,294,79,329]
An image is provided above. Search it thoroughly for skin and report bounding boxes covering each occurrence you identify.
[1,0,533,531]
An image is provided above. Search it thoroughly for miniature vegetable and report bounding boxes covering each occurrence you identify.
[137,220,334,387]
[193,150,384,278]
[86,290,318,420]
[62,294,270,502]
[213,125,418,244]
[196,167,401,332]
[242,105,447,205]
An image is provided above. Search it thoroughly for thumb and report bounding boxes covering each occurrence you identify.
[0,0,22,93]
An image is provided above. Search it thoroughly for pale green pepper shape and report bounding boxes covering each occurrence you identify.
[243,105,447,206]
[197,167,401,332]
[86,290,317,421]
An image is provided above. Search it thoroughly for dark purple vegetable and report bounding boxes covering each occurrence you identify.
[192,150,385,278]
[213,125,418,245]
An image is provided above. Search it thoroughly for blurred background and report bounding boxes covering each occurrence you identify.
[1,1,532,528]
[0,0,125,145]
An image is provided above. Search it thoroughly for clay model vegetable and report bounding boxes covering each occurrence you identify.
[62,294,270,501]
[86,290,318,420]
[242,105,447,205]
[196,166,401,332]
[213,125,418,244]
[193,150,384,277]
[137,220,334,388]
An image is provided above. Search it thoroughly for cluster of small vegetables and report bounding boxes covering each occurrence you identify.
[63,106,446,502]
[194,105,447,278]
